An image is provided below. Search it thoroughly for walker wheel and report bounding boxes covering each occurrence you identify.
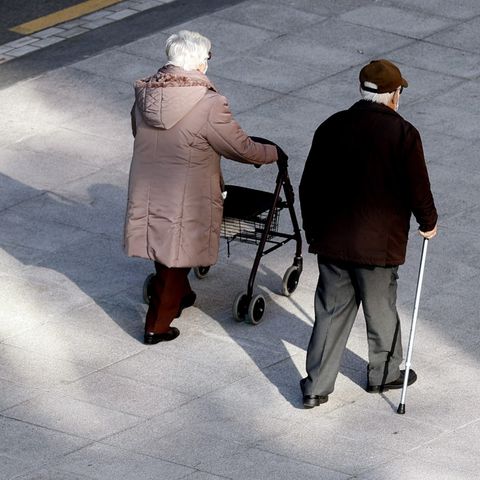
[282,265,301,297]
[194,266,210,279]
[142,273,155,304]
[232,292,249,322]
[246,293,266,325]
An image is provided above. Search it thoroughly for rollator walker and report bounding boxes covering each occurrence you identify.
[143,139,303,325]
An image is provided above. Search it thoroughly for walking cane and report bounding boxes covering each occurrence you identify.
[397,238,429,414]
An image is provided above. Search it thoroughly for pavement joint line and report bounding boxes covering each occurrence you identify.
[0,412,98,441]
[255,444,357,477]
[0,0,176,65]
[97,435,203,469]
[420,36,480,57]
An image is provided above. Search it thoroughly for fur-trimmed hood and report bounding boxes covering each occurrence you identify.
[134,65,217,129]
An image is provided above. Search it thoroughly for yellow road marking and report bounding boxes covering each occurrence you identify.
[10,0,124,35]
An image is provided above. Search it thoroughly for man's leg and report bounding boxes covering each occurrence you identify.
[354,266,403,387]
[303,260,359,397]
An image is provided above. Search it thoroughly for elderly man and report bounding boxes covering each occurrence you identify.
[299,59,438,408]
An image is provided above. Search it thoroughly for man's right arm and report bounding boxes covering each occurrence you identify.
[404,125,438,236]
[299,126,324,242]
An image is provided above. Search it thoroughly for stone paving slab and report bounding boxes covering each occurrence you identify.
[201,447,351,480]
[405,419,480,476]
[0,416,92,479]
[36,443,195,480]
[391,41,480,79]
[427,16,480,52]
[0,378,43,411]
[10,170,129,239]
[1,148,100,190]
[389,0,480,19]
[4,319,144,369]
[356,457,479,480]
[215,0,327,34]
[0,343,95,387]
[3,392,144,440]
[1,0,480,478]
[339,5,455,39]
[51,370,193,418]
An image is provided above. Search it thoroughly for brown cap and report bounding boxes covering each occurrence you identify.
[359,59,408,94]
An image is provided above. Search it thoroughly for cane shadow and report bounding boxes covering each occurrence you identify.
[194,258,368,408]
[0,173,147,343]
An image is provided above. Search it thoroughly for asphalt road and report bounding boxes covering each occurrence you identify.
[0,0,244,89]
[0,0,81,44]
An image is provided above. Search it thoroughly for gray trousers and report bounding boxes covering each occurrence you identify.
[303,258,403,396]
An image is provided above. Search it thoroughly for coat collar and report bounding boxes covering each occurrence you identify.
[136,64,217,92]
[349,99,400,117]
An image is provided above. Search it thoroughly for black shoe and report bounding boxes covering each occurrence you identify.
[367,369,417,393]
[300,378,328,409]
[303,394,329,409]
[144,327,180,344]
[175,291,197,318]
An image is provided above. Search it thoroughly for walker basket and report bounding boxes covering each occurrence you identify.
[221,184,281,246]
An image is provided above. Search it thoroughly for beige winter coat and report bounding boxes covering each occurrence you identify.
[124,65,277,267]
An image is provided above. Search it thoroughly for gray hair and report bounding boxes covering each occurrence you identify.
[360,82,396,107]
[165,30,211,71]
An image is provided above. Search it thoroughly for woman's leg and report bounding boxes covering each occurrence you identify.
[145,262,192,334]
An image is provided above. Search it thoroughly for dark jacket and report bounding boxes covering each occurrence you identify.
[299,100,437,266]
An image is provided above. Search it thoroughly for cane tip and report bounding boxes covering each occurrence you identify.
[397,404,406,414]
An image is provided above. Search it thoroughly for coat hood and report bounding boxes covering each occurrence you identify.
[134,65,217,129]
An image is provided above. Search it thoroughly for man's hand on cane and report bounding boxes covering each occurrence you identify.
[419,224,437,239]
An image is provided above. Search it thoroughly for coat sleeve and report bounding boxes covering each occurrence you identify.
[403,125,438,231]
[299,125,324,244]
[205,94,277,165]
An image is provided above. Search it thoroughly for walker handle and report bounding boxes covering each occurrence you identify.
[249,137,288,170]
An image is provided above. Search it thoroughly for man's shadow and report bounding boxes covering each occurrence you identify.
[187,256,368,408]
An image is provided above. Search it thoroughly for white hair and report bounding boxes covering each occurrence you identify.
[165,30,211,71]
[360,81,396,107]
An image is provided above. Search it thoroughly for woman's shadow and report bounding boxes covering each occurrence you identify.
[0,173,148,342]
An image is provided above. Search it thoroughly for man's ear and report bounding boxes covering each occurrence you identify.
[392,89,401,111]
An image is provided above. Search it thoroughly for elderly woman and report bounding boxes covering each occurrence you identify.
[124,30,280,344]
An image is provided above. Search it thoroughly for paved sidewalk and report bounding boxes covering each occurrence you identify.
[1,0,480,479]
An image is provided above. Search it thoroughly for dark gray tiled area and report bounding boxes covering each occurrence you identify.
[340,5,455,39]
